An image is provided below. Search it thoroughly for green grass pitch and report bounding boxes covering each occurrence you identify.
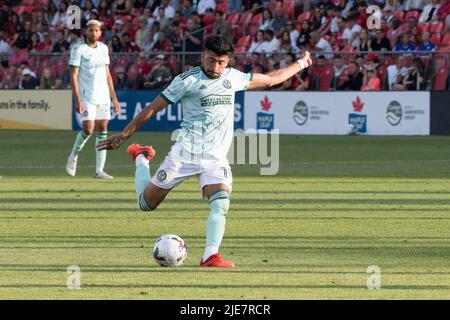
[0,130,450,299]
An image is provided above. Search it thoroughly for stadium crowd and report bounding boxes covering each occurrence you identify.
[1,0,450,91]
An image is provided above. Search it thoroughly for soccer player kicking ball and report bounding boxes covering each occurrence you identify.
[66,19,120,179]
[97,35,312,267]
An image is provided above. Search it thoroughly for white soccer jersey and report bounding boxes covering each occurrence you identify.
[69,41,110,105]
[160,66,252,162]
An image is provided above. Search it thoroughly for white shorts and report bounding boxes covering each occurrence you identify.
[80,100,111,122]
[151,153,233,193]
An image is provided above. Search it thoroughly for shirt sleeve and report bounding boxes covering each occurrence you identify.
[160,75,187,104]
[231,68,253,92]
[69,45,81,67]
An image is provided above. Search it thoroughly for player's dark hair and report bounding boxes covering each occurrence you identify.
[204,35,234,56]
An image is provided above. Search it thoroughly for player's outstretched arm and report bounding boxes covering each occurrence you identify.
[248,51,313,90]
[96,95,169,150]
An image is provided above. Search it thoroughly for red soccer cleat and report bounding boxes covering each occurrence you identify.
[127,143,155,161]
[200,253,235,268]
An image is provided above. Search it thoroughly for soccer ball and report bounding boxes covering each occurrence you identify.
[152,234,188,267]
[346,123,357,135]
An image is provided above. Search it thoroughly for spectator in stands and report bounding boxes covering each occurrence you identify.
[166,21,183,51]
[19,68,38,89]
[152,32,174,52]
[51,1,70,28]
[248,30,265,54]
[369,29,392,52]
[154,0,176,19]
[28,32,46,53]
[361,66,381,91]
[202,7,216,36]
[285,21,299,49]
[387,55,409,90]
[404,0,426,11]
[260,29,280,54]
[137,54,171,89]
[418,32,436,51]
[122,32,141,52]
[342,17,362,49]
[279,31,299,53]
[294,68,311,91]
[9,45,29,67]
[310,6,324,33]
[296,20,311,49]
[69,29,83,51]
[110,35,123,52]
[212,11,231,37]
[114,0,133,16]
[243,52,265,73]
[366,53,380,70]
[272,7,288,34]
[260,9,274,32]
[310,31,333,59]
[419,0,441,22]
[386,18,403,49]
[394,33,416,53]
[191,12,203,28]
[156,6,172,30]
[337,60,363,90]
[134,0,150,12]
[180,0,195,19]
[46,0,58,26]
[332,54,347,81]
[135,16,152,49]
[394,57,426,90]
[2,64,20,89]
[39,68,60,89]
[182,18,203,65]
[141,7,156,28]
[111,19,126,42]
[14,20,33,50]
[357,28,370,51]
[114,66,130,90]
[0,29,12,63]
[197,0,217,15]
[83,0,98,22]
[98,0,113,19]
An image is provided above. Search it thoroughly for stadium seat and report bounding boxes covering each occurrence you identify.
[226,12,240,25]
[432,65,449,90]
[12,5,33,15]
[377,65,388,89]
[216,0,228,14]
[441,33,450,46]
[429,21,444,34]
[236,35,251,49]
[405,10,419,21]
[431,32,441,45]
[282,0,296,20]
[235,12,253,38]
[416,22,429,35]
[297,11,311,23]
[249,13,263,36]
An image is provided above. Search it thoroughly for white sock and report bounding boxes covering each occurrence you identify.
[96,167,103,174]
[135,154,149,167]
[202,245,219,262]
[69,153,77,161]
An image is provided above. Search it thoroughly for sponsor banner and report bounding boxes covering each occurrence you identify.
[430,91,450,135]
[0,90,72,130]
[244,92,430,135]
[72,91,244,131]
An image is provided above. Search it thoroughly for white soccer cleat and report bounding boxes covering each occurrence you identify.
[66,157,77,176]
[95,171,114,179]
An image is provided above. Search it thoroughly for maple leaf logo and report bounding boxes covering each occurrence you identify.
[260,95,272,111]
[352,96,364,112]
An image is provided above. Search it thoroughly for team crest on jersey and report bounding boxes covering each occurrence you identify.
[157,170,167,182]
[222,79,232,89]
[83,110,89,117]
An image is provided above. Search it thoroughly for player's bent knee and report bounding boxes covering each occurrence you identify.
[138,193,155,212]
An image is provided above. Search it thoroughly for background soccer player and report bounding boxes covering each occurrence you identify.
[97,35,312,267]
[66,19,120,179]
